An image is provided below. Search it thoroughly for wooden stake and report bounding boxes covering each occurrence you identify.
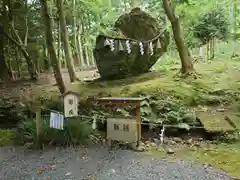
[36,107,41,139]
[136,104,141,146]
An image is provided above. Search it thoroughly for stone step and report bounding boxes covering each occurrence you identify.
[196,111,236,132]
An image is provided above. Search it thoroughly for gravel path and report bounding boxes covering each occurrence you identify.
[0,145,232,180]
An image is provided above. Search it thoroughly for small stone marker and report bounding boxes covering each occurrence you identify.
[167,148,175,154]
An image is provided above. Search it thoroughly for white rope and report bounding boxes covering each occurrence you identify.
[41,108,240,131]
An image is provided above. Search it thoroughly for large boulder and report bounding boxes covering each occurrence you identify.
[93,8,170,80]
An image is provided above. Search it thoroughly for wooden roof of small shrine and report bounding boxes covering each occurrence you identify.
[97,97,145,105]
[61,91,80,97]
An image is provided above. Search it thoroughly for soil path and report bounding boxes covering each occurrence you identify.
[0,68,98,99]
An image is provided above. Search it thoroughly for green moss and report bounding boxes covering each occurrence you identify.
[150,142,240,178]
[0,129,15,146]
[196,111,235,132]
[28,59,240,121]
[187,143,240,178]
[114,7,162,41]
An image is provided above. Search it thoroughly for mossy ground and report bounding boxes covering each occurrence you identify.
[30,56,240,130]
[150,142,240,178]
[0,129,15,146]
[34,57,240,108]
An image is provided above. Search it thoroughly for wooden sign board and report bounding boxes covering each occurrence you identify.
[107,118,139,143]
[63,91,79,117]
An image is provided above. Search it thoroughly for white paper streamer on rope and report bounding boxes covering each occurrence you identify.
[104,38,111,46]
[118,40,124,51]
[156,38,161,49]
[139,42,144,55]
[126,40,131,54]
[109,39,115,51]
[50,112,64,130]
[149,41,154,55]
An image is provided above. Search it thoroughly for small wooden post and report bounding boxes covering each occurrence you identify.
[36,107,41,139]
[136,104,141,146]
[108,107,112,148]
[31,102,42,141]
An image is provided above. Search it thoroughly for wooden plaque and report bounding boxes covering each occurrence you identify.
[107,118,139,143]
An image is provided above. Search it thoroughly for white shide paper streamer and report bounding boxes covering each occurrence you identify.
[126,40,131,54]
[109,39,115,51]
[50,112,64,130]
[149,42,154,55]
[139,42,144,55]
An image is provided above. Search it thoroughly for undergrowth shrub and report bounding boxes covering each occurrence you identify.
[115,96,199,127]
[217,131,240,143]
[15,117,93,148]
[0,100,28,128]
[37,96,64,114]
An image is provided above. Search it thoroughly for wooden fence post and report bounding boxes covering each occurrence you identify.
[36,107,41,139]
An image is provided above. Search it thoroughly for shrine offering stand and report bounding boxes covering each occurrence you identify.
[97,97,145,148]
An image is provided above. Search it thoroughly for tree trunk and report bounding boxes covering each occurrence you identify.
[24,0,28,47]
[199,46,204,58]
[77,24,85,69]
[0,1,11,81]
[162,0,194,74]
[9,23,38,80]
[86,13,95,67]
[123,0,127,12]
[6,54,14,80]
[209,38,215,59]
[40,0,66,94]
[72,0,81,66]
[61,47,65,68]
[85,46,90,67]
[231,0,238,56]
[0,24,10,81]
[57,20,61,60]
[90,46,95,67]
[56,0,78,82]
[40,1,51,71]
[15,47,21,78]
[81,20,90,68]
[206,41,209,60]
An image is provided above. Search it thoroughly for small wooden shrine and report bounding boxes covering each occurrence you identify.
[62,91,80,117]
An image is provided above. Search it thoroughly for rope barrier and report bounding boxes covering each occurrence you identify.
[41,107,240,131]
[98,28,168,43]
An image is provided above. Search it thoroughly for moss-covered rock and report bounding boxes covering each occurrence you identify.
[93,8,169,80]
